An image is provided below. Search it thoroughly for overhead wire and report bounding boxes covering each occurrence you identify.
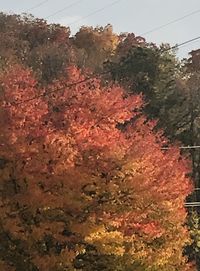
[3,2,200,207]
[19,5,200,208]
[5,5,200,147]
[4,34,200,108]
[44,0,84,20]
[185,202,200,207]
[68,0,123,27]
[11,75,94,105]
[162,145,200,150]
[24,0,51,13]
[24,1,200,52]
[142,7,200,36]
[11,38,200,154]
[167,35,200,51]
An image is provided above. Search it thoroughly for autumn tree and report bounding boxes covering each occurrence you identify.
[0,11,199,269]
[0,64,194,271]
[0,13,73,84]
[164,50,200,270]
[72,25,119,72]
[0,13,121,83]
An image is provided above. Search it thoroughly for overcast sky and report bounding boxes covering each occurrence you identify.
[1,0,200,58]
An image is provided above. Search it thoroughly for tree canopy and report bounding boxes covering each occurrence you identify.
[0,12,199,271]
[0,65,193,270]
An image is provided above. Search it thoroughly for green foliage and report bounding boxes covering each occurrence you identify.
[106,43,182,126]
[189,212,200,252]
[0,11,199,271]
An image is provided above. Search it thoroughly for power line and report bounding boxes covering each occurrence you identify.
[162,145,200,150]
[3,38,200,208]
[169,36,200,51]
[185,202,200,207]
[24,0,50,13]
[9,76,94,106]
[68,0,123,27]
[44,0,84,20]
[142,8,200,36]
[3,7,200,209]
[4,34,200,108]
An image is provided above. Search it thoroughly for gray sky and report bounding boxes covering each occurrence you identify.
[1,0,200,58]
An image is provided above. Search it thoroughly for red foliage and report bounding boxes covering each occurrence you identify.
[0,65,194,270]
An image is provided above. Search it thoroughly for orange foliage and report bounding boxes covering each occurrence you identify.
[0,65,195,270]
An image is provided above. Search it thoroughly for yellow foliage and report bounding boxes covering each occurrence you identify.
[85,226,125,256]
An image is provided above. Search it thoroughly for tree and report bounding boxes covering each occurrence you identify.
[179,50,200,192]
[72,25,119,72]
[187,211,200,269]
[0,64,194,270]
[0,13,72,84]
[106,41,200,269]
[106,41,184,127]
[167,50,200,271]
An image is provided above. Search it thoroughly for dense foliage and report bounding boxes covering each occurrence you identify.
[0,12,199,270]
[0,65,193,270]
